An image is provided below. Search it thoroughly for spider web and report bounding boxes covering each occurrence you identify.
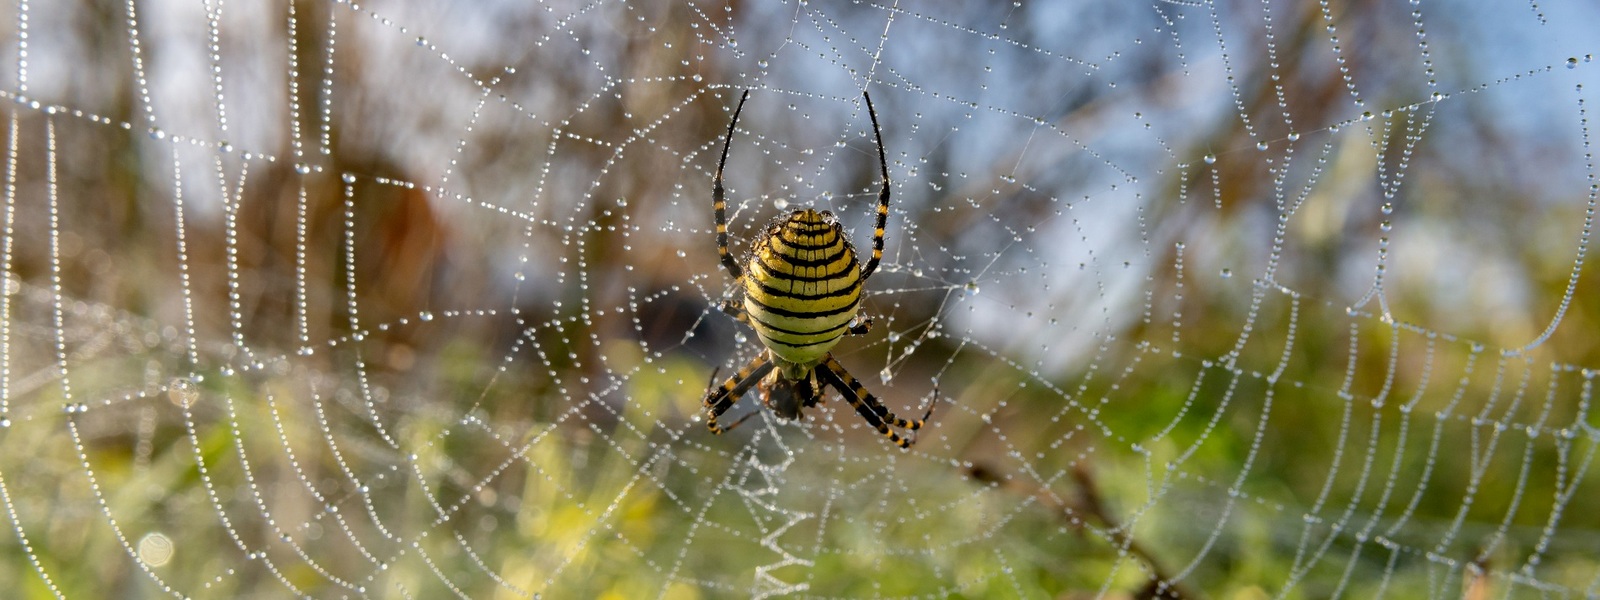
[3,0,1599,597]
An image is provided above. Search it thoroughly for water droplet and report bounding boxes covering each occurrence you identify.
[148,128,167,140]
[168,378,199,407]
[1202,153,1217,165]
[294,163,311,175]
[879,366,893,384]
[138,532,175,567]
[1220,268,1233,278]
[341,173,356,184]
[773,198,789,210]
[1256,141,1269,151]
[1286,132,1301,142]
[1567,57,1579,69]
[0,414,9,428]
[964,281,981,296]
[419,311,434,322]
[1361,111,1374,122]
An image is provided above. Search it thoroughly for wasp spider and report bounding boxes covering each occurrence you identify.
[701,90,933,448]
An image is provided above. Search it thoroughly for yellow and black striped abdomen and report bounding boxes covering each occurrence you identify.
[742,209,862,366]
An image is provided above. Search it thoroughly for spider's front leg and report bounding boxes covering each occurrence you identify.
[815,355,934,449]
[703,353,774,434]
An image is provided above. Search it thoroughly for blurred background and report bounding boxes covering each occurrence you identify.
[2,0,1599,597]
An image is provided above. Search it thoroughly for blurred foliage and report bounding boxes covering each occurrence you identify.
[3,0,1599,598]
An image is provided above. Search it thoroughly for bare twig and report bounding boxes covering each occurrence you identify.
[967,462,1197,600]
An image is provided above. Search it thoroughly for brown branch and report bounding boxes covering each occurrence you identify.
[967,462,1198,600]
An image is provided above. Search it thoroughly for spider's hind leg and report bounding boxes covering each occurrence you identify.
[720,298,751,325]
[712,90,752,281]
[859,90,891,281]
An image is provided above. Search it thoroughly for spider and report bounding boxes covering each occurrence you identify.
[700,89,934,448]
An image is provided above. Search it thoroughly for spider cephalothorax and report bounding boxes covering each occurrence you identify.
[699,90,932,448]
